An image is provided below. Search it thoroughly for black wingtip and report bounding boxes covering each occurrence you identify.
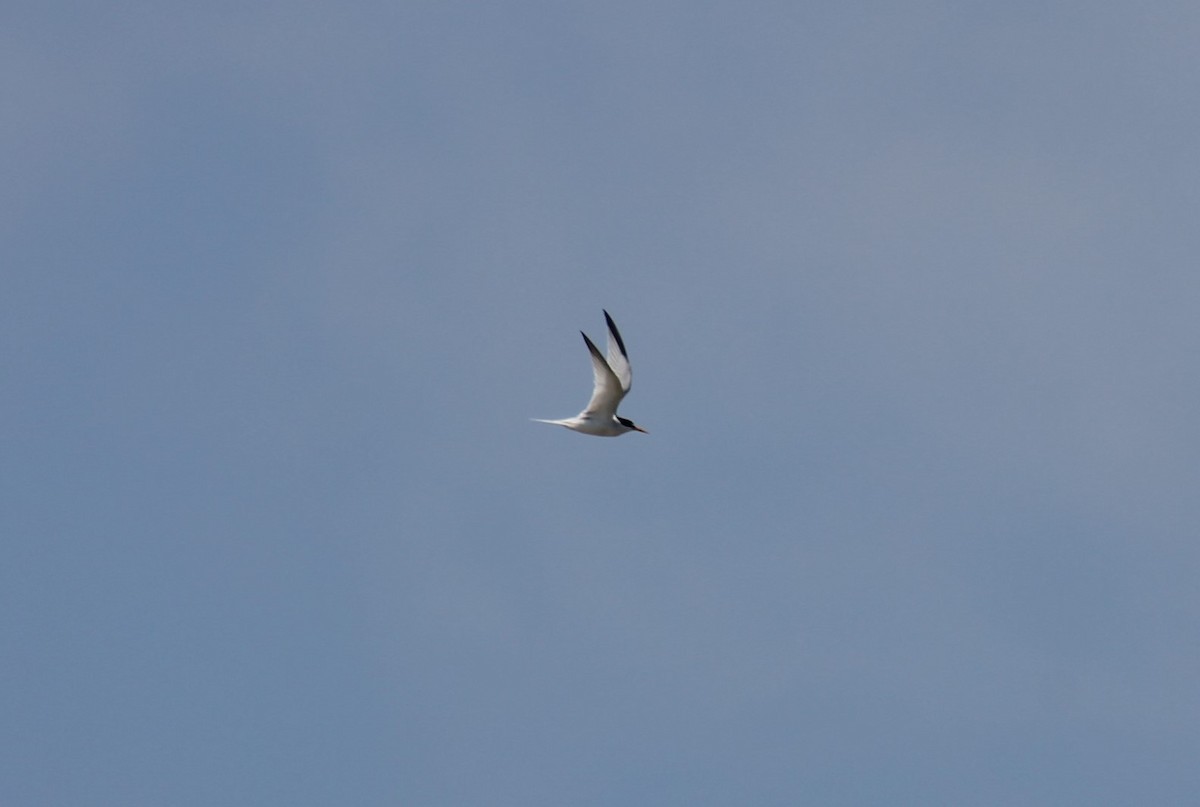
[603,310,628,357]
[581,330,607,364]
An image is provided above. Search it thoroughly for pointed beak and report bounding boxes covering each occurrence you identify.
[634,425,649,434]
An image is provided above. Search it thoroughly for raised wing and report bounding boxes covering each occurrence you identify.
[580,331,626,417]
[602,310,632,393]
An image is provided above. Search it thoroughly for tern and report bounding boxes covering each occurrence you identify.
[533,310,648,437]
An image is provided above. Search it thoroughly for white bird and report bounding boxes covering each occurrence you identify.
[533,310,648,437]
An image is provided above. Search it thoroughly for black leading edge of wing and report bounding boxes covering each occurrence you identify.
[603,309,628,359]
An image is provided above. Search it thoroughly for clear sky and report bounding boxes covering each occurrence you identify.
[5,3,1199,804]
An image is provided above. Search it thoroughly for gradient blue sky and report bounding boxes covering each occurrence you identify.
[5,3,1199,804]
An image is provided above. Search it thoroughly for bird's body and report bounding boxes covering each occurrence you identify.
[531,413,638,437]
[533,311,648,437]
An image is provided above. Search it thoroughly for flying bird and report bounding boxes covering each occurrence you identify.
[533,310,648,437]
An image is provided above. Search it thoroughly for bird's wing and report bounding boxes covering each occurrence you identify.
[602,310,632,393]
[581,331,626,417]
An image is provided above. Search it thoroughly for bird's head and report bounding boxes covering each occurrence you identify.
[617,416,648,434]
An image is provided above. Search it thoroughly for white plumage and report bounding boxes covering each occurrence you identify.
[533,311,648,437]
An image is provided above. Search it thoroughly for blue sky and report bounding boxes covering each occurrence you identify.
[4,3,1199,804]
